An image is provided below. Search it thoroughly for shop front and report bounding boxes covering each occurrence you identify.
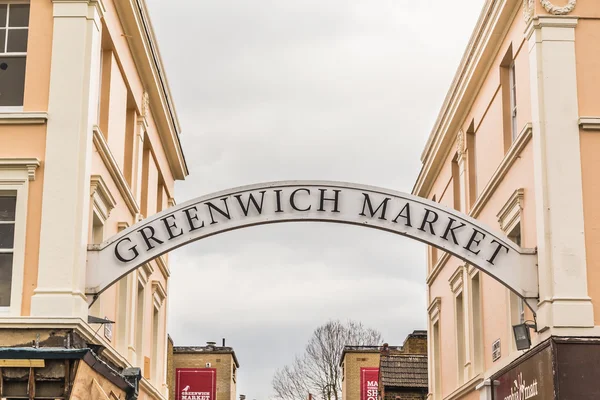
[492,337,600,400]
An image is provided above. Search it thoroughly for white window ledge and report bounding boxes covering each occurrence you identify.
[0,112,48,125]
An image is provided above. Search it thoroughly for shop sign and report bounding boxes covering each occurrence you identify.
[360,367,379,400]
[175,368,216,400]
[494,345,554,400]
[87,182,538,302]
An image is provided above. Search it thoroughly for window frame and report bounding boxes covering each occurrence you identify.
[0,1,30,111]
[509,61,518,141]
[0,158,39,315]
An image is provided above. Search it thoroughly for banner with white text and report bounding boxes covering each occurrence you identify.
[176,368,217,400]
[360,367,379,400]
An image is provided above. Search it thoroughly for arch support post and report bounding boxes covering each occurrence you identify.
[30,0,104,318]
[527,16,594,331]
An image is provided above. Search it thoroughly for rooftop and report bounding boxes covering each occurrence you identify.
[172,344,240,368]
[380,354,428,389]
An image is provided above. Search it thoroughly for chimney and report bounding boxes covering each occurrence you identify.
[381,343,390,355]
[223,338,226,347]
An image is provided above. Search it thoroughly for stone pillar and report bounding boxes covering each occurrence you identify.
[527,16,594,330]
[30,0,103,318]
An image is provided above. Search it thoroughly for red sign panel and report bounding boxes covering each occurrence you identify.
[175,368,217,400]
[360,368,379,400]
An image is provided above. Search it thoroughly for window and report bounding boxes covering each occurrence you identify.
[151,306,159,381]
[509,62,518,141]
[450,267,466,385]
[0,4,29,107]
[135,280,145,365]
[452,155,460,211]
[501,46,516,152]
[455,292,465,384]
[508,223,525,326]
[469,270,483,374]
[432,320,441,399]
[0,195,16,307]
[428,298,441,400]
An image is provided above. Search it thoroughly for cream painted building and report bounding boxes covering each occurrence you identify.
[0,0,186,399]
[413,0,600,399]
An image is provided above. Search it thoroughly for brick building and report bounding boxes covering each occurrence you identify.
[379,331,428,400]
[168,339,240,400]
[340,345,390,400]
[340,331,427,400]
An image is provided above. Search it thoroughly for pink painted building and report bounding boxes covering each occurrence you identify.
[413,0,600,399]
[0,0,186,399]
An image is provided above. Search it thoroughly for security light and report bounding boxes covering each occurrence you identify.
[512,322,535,350]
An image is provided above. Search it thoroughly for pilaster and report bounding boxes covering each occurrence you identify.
[526,16,594,330]
[30,0,104,317]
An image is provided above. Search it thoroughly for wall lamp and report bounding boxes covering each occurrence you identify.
[512,321,537,350]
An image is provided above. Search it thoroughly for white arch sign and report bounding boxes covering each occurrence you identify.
[86,181,538,304]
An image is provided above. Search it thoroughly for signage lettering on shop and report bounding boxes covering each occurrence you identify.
[86,182,538,302]
[494,344,553,400]
[360,368,379,400]
[175,368,216,400]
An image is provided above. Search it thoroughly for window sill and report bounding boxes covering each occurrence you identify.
[0,111,48,124]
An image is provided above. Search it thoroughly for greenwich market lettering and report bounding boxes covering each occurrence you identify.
[86,181,538,302]
[114,188,509,266]
[181,392,211,400]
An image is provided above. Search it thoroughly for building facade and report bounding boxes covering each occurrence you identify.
[413,0,600,399]
[0,0,186,399]
[379,331,428,400]
[341,332,427,400]
[167,340,239,400]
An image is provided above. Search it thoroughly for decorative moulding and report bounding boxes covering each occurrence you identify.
[155,255,171,279]
[428,297,442,323]
[579,117,600,130]
[523,0,534,23]
[449,265,465,295]
[540,0,576,15]
[0,158,41,181]
[92,126,140,215]
[152,280,167,309]
[90,175,117,221]
[0,112,48,125]
[471,124,531,219]
[497,189,524,233]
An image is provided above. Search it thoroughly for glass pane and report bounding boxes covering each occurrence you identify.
[7,29,27,52]
[0,224,15,248]
[0,253,13,307]
[0,197,16,221]
[0,56,26,106]
[8,5,29,27]
[0,29,5,52]
[0,5,7,28]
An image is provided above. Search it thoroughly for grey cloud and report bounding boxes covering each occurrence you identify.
[145,0,484,398]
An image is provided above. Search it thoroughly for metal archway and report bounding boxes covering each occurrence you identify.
[86,181,538,308]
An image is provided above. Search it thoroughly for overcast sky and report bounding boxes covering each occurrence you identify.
[144,1,483,399]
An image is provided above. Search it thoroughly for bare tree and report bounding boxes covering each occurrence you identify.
[272,320,382,400]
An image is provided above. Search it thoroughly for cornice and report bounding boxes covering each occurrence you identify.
[496,188,524,232]
[0,158,41,181]
[470,124,532,218]
[112,0,188,180]
[92,126,140,216]
[413,0,521,197]
[90,174,118,220]
[155,255,171,278]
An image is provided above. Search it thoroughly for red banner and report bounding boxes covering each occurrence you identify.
[175,368,217,400]
[360,368,379,400]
